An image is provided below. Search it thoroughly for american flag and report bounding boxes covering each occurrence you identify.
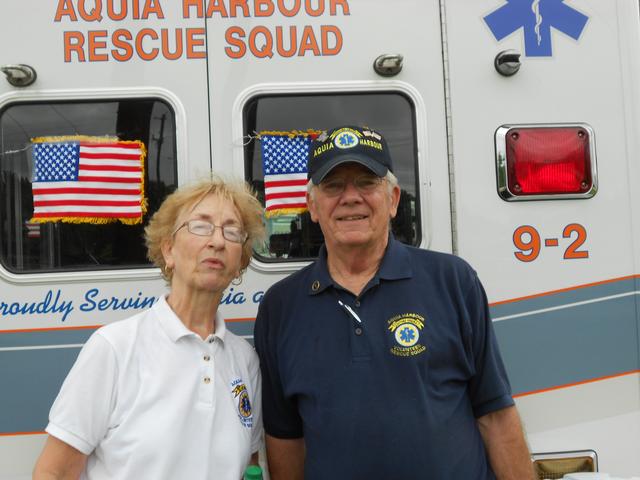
[261,134,311,218]
[31,137,145,224]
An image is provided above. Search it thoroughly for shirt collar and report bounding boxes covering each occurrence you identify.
[307,244,335,295]
[307,235,413,296]
[376,234,413,281]
[155,295,226,344]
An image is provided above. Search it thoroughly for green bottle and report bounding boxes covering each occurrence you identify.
[243,465,263,480]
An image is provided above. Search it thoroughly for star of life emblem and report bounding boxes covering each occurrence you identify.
[333,130,360,149]
[387,313,426,357]
[484,0,588,57]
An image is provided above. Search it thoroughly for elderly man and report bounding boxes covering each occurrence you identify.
[254,126,534,479]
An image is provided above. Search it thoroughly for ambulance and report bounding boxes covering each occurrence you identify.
[0,0,638,478]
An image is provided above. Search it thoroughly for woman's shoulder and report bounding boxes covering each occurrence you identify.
[93,306,157,349]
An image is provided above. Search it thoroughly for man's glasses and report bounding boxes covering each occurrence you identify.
[318,174,385,197]
[173,219,248,244]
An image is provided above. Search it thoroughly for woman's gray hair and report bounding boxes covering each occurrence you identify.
[145,176,265,283]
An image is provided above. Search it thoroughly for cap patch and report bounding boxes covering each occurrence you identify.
[307,125,393,183]
[333,128,361,149]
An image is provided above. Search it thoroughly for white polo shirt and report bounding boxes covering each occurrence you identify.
[46,295,262,480]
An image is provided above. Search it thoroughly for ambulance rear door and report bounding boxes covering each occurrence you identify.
[201,0,453,318]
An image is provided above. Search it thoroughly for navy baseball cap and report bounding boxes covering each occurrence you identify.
[307,126,393,184]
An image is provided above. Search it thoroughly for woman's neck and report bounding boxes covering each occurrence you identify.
[166,289,223,340]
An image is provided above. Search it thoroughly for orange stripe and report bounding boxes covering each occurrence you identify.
[3,275,637,329]
[0,431,45,437]
[0,325,102,334]
[225,317,256,323]
[0,320,255,333]
[490,274,640,306]
[513,369,640,398]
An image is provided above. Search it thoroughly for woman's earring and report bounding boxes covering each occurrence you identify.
[231,275,242,286]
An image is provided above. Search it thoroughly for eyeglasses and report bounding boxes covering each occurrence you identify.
[173,219,248,244]
[318,174,385,197]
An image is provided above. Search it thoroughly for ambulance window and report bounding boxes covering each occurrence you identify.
[0,99,177,273]
[244,92,419,261]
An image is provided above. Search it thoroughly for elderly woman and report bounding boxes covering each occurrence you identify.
[33,177,265,480]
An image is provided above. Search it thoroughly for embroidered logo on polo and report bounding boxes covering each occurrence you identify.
[387,313,426,357]
[230,378,253,428]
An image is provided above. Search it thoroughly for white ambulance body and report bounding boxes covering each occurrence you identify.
[0,0,638,477]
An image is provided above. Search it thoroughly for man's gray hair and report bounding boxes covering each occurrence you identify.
[306,170,399,200]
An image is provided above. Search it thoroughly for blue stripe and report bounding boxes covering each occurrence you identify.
[0,278,638,433]
[0,348,81,433]
[0,328,97,348]
[225,321,255,338]
[490,277,637,318]
[492,293,639,395]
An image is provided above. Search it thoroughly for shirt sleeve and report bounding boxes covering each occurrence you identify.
[46,331,118,455]
[253,291,304,438]
[464,274,515,418]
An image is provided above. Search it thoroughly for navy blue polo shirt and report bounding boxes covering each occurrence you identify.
[254,237,514,479]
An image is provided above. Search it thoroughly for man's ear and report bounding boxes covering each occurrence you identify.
[389,184,401,219]
[306,191,319,223]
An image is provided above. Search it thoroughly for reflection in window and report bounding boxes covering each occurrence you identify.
[243,92,419,261]
[0,99,177,273]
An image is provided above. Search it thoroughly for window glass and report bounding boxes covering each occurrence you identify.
[243,92,419,261]
[0,99,177,273]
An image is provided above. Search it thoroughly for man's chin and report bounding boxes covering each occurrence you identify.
[333,231,372,246]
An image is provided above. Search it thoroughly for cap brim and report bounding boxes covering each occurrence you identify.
[310,153,389,184]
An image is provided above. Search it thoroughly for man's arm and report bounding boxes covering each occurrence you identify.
[265,434,304,480]
[477,405,535,480]
[33,435,87,480]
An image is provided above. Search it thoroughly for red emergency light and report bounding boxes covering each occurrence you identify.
[495,124,597,201]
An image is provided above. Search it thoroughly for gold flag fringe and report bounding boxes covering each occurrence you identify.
[258,129,322,139]
[265,207,308,218]
[29,216,143,225]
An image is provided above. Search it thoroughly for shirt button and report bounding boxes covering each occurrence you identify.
[204,377,211,384]
[355,300,360,307]
[354,327,363,336]
[208,338,214,343]
[203,355,210,362]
